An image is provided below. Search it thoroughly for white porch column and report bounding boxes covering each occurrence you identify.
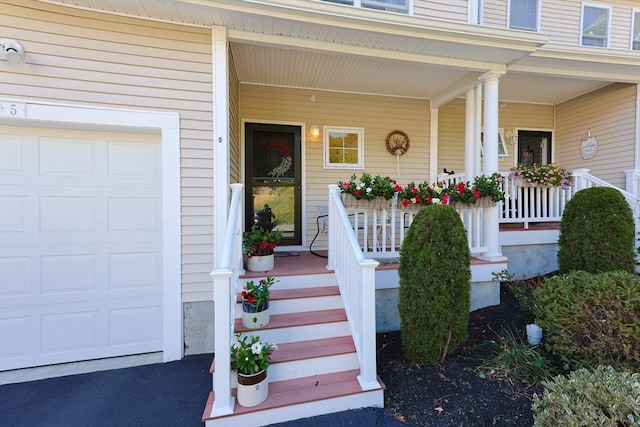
[213,26,230,266]
[429,107,439,184]
[479,73,506,261]
[464,86,477,181]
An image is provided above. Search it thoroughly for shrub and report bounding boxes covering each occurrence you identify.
[478,326,555,385]
[558,187,636,274]
[398,204,470,363]
[533,270,640,371]
[532,366,640,427]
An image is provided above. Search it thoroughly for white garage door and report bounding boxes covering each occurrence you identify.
[0,125,163,371]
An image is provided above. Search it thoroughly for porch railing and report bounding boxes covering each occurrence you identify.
[208,183,244,418]
[342,170,639,259]
[327,184,381,391]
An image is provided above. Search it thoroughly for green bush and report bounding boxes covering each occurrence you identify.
[532,366,640,427]
[398,204,470,363]
[533,270,640,371]
[558,187,636,274]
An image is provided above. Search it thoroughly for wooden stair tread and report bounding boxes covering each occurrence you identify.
[236,286,340,303]
[210,336,355,372]
[235,308,346,332]
[202,370,386,420]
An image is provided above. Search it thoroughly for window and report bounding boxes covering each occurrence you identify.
[581,3,611,47]
[509,0,539,31]
[632,9,640,51]
[481,129,509,159]
[319,0,410,14]
[324,126,364,169]
[469,0,483,25]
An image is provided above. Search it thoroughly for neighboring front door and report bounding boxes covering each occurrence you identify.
[245,123,302,247]
[517,130,552,166]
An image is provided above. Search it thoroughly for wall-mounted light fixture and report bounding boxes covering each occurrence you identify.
[309,124,320,138]
[0,39,25,63]
[505,130,518,145]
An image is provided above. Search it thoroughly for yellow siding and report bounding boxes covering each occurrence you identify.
[438,99,554,173]
[239,85,430,248]
[229,52,241,183]
[556,83,637,188]
[482,0,507,28]
[0,0,214,302]
[413,0,468,22]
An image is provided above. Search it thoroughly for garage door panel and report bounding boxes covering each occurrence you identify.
[40,137,97,177]
[109,252,161,289]
[0,126,163,370]
[108,140,160,179]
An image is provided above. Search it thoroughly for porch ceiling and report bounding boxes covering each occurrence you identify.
[40,0,640,105]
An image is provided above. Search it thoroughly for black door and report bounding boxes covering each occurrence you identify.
[245,123,302,246]
[517,130,552,166]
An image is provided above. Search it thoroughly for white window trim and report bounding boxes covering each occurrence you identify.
[507,0,540,32]
[481,128,509,158]
[323,126,365,169]
[580,2,612,48]
[631,8,640,51]
[318,0,412,15]
[468,0,483,25]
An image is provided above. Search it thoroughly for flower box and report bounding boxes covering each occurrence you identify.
[449,197,496,209]
[341,193,392,210]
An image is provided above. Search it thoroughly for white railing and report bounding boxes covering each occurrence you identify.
[338,170,639,258]
[208,183,244,418]
[327,184,381,391]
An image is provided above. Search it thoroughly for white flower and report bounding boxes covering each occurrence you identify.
[251,342,263,355]
[366,187,372,193]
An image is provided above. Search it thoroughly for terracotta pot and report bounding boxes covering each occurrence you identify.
[236,369,268,407]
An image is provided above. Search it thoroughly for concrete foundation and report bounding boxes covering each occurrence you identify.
[502,244,559,280]
[183,301,214,355]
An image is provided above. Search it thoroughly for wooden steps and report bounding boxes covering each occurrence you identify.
[202,274,385,426]
[202,370,385,427]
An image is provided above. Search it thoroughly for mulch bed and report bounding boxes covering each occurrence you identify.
[376,283,542,426]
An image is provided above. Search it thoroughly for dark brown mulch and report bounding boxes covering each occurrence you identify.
[377,283,541,427]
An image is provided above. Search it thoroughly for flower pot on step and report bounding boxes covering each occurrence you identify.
[236,368,268,407]
[245,253,274,272]
[242,299,270,329]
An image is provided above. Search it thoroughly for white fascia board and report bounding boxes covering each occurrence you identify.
[182,0,548,52]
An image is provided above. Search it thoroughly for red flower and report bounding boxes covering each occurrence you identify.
[473,190,481,199]
[354,188,361,196]
[246,295,255,304]
[456,182,466,194]
[416,196,423,203]
[442,194,450,204]
[427,195,433,203]
[268,243,276,250]
[411,186,419,194]
[402,199,410,207]
[259,241,268,250]
[241,290,247,298]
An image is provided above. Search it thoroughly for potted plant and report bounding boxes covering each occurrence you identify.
[230,333,277,407]
[242,224,283,272]
[338,172,400,209]
[241,276,274,328]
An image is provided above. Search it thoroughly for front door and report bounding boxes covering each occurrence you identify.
[245,123,302,247]
[517,130,552,166]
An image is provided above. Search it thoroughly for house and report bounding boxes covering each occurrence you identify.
[1,0,639,423]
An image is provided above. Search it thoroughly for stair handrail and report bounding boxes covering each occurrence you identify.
[208,182,244,417]
[327,184,381,391]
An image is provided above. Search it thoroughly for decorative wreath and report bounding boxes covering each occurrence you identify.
[385,130,410,156]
